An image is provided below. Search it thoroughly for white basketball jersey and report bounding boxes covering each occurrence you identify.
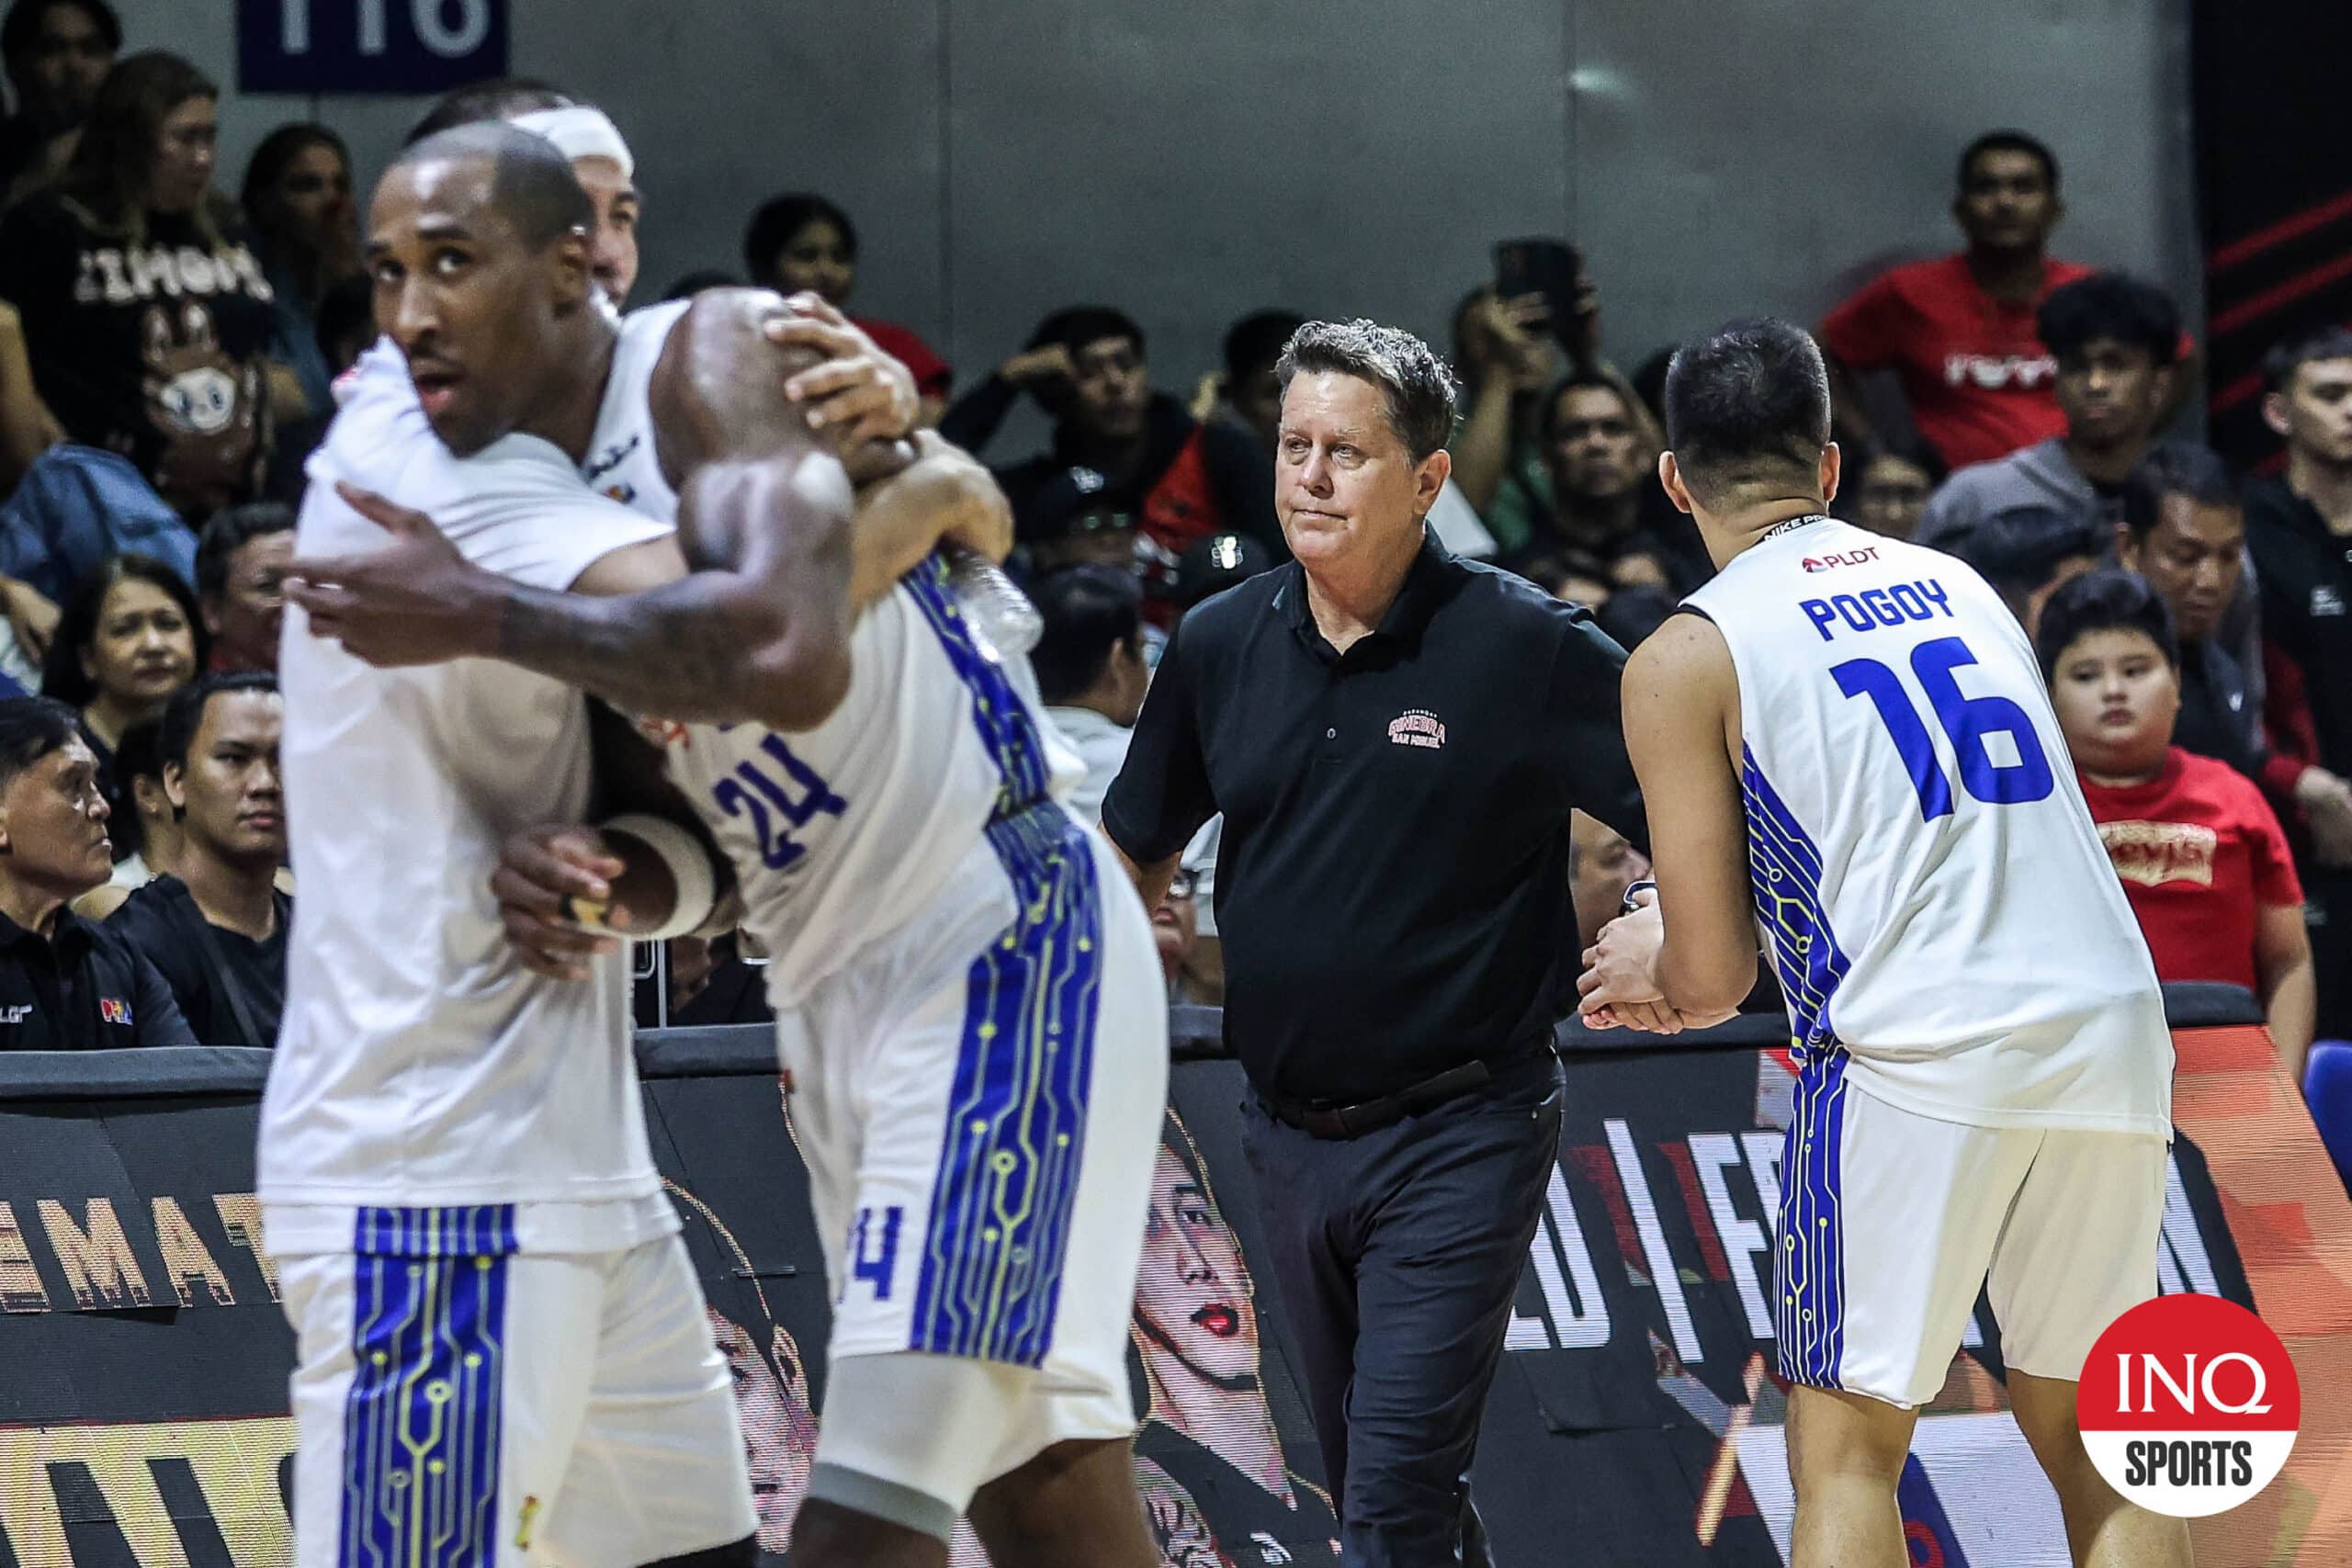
[585,304,1081,1005]
[264,344,680,1240]
[1682,517,2172,1135]
[581,299,684,519]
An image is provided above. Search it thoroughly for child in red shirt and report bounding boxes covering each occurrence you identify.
[2040,570,2316,1079]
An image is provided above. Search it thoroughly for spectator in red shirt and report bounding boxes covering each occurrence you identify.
[2040,570,2315,1079]
[742,191,952,424]
[1822,131,2195,474]
[1916,272,2181,551]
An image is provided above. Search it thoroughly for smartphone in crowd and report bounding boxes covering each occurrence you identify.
[1494,237,1582,350]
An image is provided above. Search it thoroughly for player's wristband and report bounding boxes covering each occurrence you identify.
[1620,879,1657,917]
[597,813,720,941]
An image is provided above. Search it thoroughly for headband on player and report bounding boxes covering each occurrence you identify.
[513,106,635,178]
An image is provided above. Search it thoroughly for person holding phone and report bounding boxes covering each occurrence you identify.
[1449,239,1606,553]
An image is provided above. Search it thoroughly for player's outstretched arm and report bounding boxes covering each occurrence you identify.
[1582,613,1758,1021]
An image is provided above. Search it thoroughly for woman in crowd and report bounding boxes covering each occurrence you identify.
[241,122,360,492]
[743,191,952,423]
[1132,1114,1340,1564]
[0,52,291,518]
[39,552,201,789]
[2039,570,2317,1081]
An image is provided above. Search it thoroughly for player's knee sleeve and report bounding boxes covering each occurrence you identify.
[807,1351,1036,1541]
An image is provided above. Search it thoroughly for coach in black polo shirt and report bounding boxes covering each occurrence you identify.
[0,696,193,1049]
[1104,319,1646,1568]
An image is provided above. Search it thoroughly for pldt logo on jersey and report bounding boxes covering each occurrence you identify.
[2077,1294,2300,1517]
[1801,546,1880,573]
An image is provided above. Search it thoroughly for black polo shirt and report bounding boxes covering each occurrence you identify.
[1102,534,1647,1105]
[107,876,291,1047]
[0,905,197,1051]
[2246,477,2352,781]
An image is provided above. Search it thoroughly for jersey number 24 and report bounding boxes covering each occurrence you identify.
[1832,636,2054,819]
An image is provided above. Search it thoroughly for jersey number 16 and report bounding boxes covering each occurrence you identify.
[1832,636,2054,819]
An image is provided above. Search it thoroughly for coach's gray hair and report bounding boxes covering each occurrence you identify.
[1276,319,1459,462]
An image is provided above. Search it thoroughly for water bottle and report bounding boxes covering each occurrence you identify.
[945,545,1042,660]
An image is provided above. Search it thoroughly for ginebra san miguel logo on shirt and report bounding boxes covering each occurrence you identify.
[1386,709,1445,750]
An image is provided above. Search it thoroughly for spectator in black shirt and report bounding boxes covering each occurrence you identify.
[0,51,290,519]
[0,0,116,212]
[940,305,1282,560]
[2116,445,2271,785]
[1506,369,1703,592]
[39,551,202,789]
[2249,325,2352,1041]
[107,671,283,1045]
[195,500,290,672]
[1105,319,1645,1567]
[0,694,191,1047]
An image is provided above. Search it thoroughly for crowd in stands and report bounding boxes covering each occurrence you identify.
[0,0,2341,1145]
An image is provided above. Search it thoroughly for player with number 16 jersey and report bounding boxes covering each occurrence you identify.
[1680,509,2174,1410]
[1579,321,2178,1459]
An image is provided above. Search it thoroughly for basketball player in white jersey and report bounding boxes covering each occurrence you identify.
[287,126,1169,1568]
[263,127,986,1568]
[1577,321,2190,1568]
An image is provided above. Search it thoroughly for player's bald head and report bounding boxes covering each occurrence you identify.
[387,122,593,249]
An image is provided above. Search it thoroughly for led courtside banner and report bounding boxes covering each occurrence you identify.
[0,998,2345,1565]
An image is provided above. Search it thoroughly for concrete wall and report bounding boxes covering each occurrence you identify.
[130,0,2199,401]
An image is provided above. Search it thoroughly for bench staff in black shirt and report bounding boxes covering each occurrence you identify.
[1103,320,1648,1568]
[0,694,193,1048]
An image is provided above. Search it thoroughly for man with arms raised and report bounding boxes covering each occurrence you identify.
[1578,320,2188,1568]
[288,124,1169,1568]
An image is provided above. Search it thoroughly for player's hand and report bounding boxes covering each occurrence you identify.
[913,431,1013,562]
[1581,997,1685,1034]
[492,824,632,981]
[768,294,919,448]
[1577,898,1668,1012]
[286,483,503,666]
[855,432,1012,564]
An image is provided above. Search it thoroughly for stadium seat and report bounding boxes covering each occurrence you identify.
[2303,1042,2352,1197]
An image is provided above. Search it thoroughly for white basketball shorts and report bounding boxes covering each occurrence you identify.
[777,800,1169,1509]
[1776,1050,2169,1409]
[278,1218,754,1567]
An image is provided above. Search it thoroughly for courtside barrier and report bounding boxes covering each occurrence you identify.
[0,986,2344,1566]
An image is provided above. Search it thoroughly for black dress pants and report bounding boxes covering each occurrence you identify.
[1239,1053,1563,1568]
